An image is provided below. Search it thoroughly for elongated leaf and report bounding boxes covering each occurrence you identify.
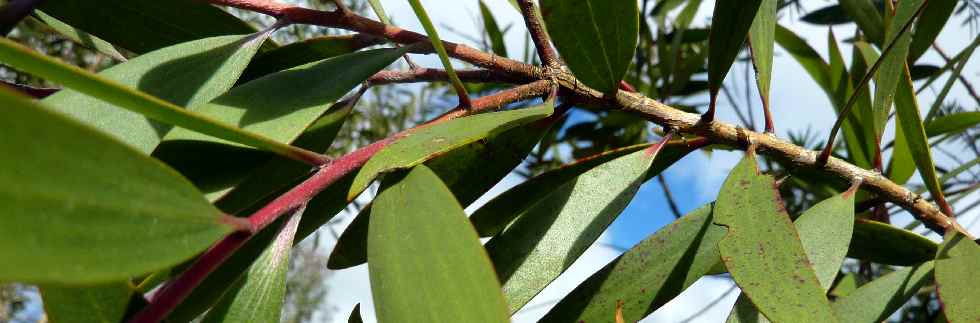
[0,89,232,284]
[479,0,508,57]
[369,165,508,322]
[328,119,558,269]
[888,118,916,185]
[707,0,763,99]
[38,0,261,54]
[203,208,303,323]
[486,146,667,312]
[894,66,950,214]
[871,0,923,139]
[925,112,980,137]
[839,0,885,45]
[935,231,980,322]
[714,152,838,322]
[540,0,639,93]
[747,0,776,121]
[162,47,407,150]
[41,34,267,154]
[833,261,935,322]
[0,36,321,164]
[407,0,470,103]
[828,29,874,169]
[240,35,383,83]
[849,219,938,265]
[802,5,852,25]
[908,0,957,63]
[727,187,857,322]
[34,11,126,61]
[472,141,697,237]
[774,24,832,94]
[541,204,725,322]
[349,103,554,199]
[40,283,134,323]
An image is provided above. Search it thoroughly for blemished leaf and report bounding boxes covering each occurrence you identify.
[540,204,726,322]
[925,112,980,137]
[801,5,852,25]
[38,0,261,54]
[894,67,951,215]
[41,34,267,154]
[349,103,554,199]
[470,141,697,238]
[240,35,384,83]
[713,152,838,322]
[0,89,232,284]
[162,47,407,150]
[833,261,935,323]
[479,0,508,57]
[774,24,832,94]
[202,208,303,323]
[908,0,957,63]
[0,36,323,164]
[839,0,885,45]
[540,0,639,93]
[486,145,670,313]
[34,11,126,61]
[328,119,558,269]
[707,0,763,98]
[870,0,923,139]
[40,282,134,323]
[848,219,938,266]
[747,0,776,120]
[368,165,509,322]
[935,231,980,322]
[726,186,857,322]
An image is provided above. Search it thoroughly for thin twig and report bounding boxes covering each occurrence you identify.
[516,0,560,67]
[657,174,683,218]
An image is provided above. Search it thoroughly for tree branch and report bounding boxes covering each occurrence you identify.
[367,68,526,85]
[516,0,560,67]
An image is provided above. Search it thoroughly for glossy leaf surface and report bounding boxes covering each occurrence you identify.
[0,89,231,284]
[540,0,639,93]
[368,166,508,322]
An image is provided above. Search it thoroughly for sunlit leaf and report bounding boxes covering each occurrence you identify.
[839,0,884,45]
[368,165,509,322]
[707,0,763,101]
[349,103,553,199]
[925,112,980,137]
[908,0,957,63]
[240,35,383,82]
[894,66,951,214]
[935,231,980,321]
[870,0,923,139]
[714,152,838,322]
[833,261,935,322]
[747,0,776,129]
[540,0,639,93]
[0,89,232,284]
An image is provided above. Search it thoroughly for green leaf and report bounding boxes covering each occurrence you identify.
[0,89,232,284]
[839,0,885,45]
[935,231,980,322]
[41,34,267,154]
[368,165,509,322]
[833,261,935,323]
[713,152,838,322]
[828,29,874,169]
[38,0,261,54]
[747,0,776,118]
[908,0,957,63]
[407,0,470,103]
[870,0,923,139]
[0,36,322,164]
[486,146,669,312]
[239,35,383,83]
[349,103,554,199]
[540,204,726,322]
[774,24,831,95]
[40,282,134,323]
[328,119,557,269]
[887,118,916,185]
[894,66,951,214]
[726,187,857,322]
[162,47,407,150]
[828,273,861,298]
[540,0,639,93]
[848,219,938,266]
[707,0,763,98]
[925,112,980,137]
[34,11,126,61]
[203,208,303,323]
[479,0,508,57]
[801,5,852,25]
[472,141,697,238]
